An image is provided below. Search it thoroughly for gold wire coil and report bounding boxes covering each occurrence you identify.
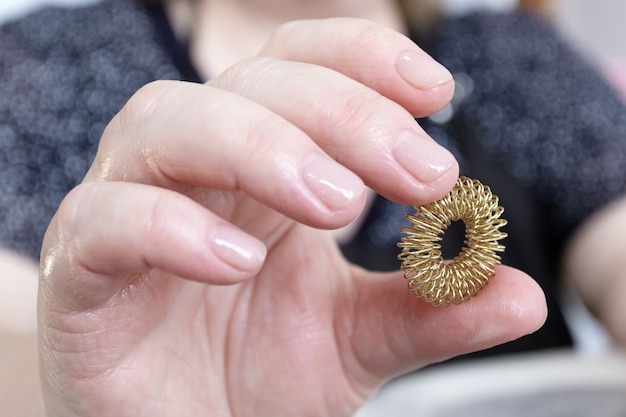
[397,176,507,307]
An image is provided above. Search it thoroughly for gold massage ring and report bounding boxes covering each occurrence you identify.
[397,177,507,307]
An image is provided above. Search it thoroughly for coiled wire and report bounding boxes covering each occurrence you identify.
[397,177,507,307]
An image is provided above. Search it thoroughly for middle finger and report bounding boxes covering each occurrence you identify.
[211,57,458,205]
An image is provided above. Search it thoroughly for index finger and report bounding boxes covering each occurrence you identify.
[260,18,455,118]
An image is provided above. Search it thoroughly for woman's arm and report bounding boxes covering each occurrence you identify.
[563,197,626,346]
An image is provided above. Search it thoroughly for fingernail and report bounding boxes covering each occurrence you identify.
[392,130,456,183]
[395,50,453,89]
[301,153,364,211]
[210,223,267,272]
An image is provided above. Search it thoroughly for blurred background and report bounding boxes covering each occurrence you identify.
[2,0,625,98]
[0,0,98,22]
[1,0,626,58]
[1,0,626,56]
[1,0,625,415]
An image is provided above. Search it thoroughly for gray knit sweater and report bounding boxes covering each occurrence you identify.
[0,0,180,258]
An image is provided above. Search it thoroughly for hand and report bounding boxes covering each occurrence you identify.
[38,19,547,417]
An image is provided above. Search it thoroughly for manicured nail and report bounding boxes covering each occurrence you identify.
[395,50,453,89]
[210,223,267,272]
[301,153,364,211]
[392,130,456,183]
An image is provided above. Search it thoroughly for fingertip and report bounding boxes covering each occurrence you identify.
[301,152,366,214]
[382,140,459,207]
[394,50,456,117]
[395,50,453,90]
[382,47,456,118]
[491,265,548,336]
[405,79,456,118]
[448,265,548,350]
[410,162,460,206]
[393,131,457,184]
[207,222,268,283]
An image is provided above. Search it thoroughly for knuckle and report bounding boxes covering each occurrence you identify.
[213,56,279,94]
[345,22,398,52]
[44,183,99,266]
[115,80,177,141]
[262,20,303,55]
[237,112,293,173]
[143,190,183,240]
[96,80,183,182]
[54,182,97,232]
[327,89,388,133]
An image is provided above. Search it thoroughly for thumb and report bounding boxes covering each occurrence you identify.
[340,265,547,387]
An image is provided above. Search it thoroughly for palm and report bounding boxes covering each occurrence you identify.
[43,201,368,416]
[221,224,362,416]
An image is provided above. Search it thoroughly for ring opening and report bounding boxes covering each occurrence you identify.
[441,219,467,259]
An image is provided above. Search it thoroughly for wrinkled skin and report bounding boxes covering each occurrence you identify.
[38,19,547,417]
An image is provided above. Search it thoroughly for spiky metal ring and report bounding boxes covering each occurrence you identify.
[397,177,507,307]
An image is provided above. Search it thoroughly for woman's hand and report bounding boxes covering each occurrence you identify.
[38,19,547,417]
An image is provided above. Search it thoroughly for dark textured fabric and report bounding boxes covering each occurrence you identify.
[0,0,180,258]
[2,2,625,353]
[430,13,626,234]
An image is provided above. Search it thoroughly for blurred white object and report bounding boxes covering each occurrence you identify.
[0,0,99,23]
[599,56,626,102]
[355,349,626,417]
[0,250,38,334]
[554,0,626,61]
[440,0,516,15]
